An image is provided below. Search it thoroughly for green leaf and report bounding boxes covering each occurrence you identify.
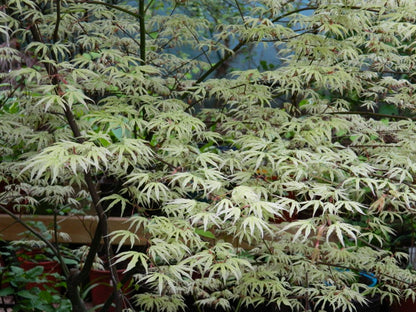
[381,118,389,125]
[0,287,14,296]
[298,99,310,107]
[149,32,158,39]
[336,129,348,137]
[379,103,398,116]
[195,229,216,239]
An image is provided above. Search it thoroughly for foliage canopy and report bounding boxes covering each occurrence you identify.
[1,0,416,311]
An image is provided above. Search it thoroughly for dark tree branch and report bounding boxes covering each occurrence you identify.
[139,0,146,65]
[349,144,402,148]
[53,0,61,43]
[29,20,123,311]
[328,111,416,121]
[272,6,319,23]
[144,0,154,14]
[194,40,245,85]
[234,0,247,29]
[0,82,21,109]
[80,0,140,19]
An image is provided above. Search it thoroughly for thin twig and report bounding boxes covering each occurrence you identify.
[234,0,247,29]
[262,238,273,254]
[0,203,69,276]
[144,0,154,14]
[184,23,213,66]
[328,111,416,121]
[0,83,21,109]
[349,144,401,148]
[113,22,141,50]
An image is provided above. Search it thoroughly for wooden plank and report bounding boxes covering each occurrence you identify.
[0,215,308,249]
[0,214,147,245]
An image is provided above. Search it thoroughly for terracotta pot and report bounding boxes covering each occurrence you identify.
[89,269,131,312]
[0,256,10,290]
[390,298,416,312]
[17,249,61,291]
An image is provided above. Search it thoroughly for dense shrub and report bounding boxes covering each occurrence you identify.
[1,0,416,311]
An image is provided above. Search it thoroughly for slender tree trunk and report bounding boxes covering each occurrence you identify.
[67,274,87,312]
[29,4,123,309]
